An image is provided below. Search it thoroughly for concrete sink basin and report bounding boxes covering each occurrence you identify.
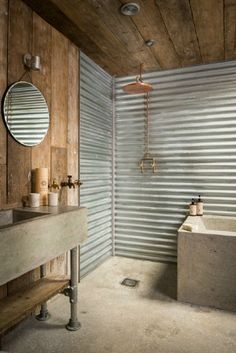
[0,209,49,228]
[0,206,87,286]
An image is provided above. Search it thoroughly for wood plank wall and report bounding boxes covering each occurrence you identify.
[0,0,79,299]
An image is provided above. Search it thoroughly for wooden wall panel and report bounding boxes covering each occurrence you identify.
[0,160,7,297]
[68,44,79,206]
[67,145,79,206]
[7,1,39,295]
[51,28,68,148]
[7,0,32,206]
[0,1,8,216]
[0,0,80,299]
[0,1,7,167]
[51,147,67,206]
[0,166,7,209]
[31,13,52,171]
[67,44,79,146]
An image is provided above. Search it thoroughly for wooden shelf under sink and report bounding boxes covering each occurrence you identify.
[0,275,69,336]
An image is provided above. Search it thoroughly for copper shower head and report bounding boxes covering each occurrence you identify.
[123,81,153,94]
[122,63,153,94]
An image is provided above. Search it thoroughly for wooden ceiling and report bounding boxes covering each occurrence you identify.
[23,0,236,76]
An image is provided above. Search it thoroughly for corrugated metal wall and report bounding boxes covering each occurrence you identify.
[115,61,236,263]
[80,52,113,277]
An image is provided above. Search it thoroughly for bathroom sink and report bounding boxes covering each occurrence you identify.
[0,209,49,228]
[0,206,87,286]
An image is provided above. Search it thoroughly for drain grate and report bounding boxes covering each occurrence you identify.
[121,278,139,288]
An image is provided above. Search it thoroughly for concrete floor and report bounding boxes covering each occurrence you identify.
[2,257,236,353]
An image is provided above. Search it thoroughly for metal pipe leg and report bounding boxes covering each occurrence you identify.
[36,264,50,321]
[66,246,81,331]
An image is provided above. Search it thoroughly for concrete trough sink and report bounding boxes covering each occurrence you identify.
[0,209,49,228]
[0,206,87,286]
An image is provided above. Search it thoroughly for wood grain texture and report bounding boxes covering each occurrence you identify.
[7,0,32,205]
[51,28,68,148]
[87,0,160,72]
[7,272,34,296]
[51,146,67,206]
[7,0,32,83]
[156,0,201,66]
[125,0,181,69]
[78,52,81,207]
[31,13,52,171]
[0,276,69,336]
[0,0,80,307]
[22,0,122,75]
[0,0,8,166]
[0,285,7,300]
[50,255,67,275]
[190,0,224,63]
[68,43,79,146]
[68,43,79,206]
[22,0,236,75]
[49,0,144,73]
[67,144,79,206]
[20,0,178,75]
[0,165,7,212]
[0,166,7,298]
[225,0,236,60]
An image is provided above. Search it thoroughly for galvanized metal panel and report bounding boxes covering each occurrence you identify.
[80,52,113,277]
[115,60,236,263]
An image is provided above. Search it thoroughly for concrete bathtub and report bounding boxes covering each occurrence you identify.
[178,215,236,311]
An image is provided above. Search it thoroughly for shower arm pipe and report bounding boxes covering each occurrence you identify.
[137,63,144,82]
[145,92,150,155]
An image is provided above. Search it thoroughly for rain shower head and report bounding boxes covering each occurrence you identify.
[122,63,153,94]
[123,81,153,94]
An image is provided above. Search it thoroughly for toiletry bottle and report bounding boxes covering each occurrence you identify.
[189,199,197,216]
[196,195,203,216]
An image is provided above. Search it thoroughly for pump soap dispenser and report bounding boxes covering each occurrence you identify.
[189,199,197,216]
[196,195,203,216]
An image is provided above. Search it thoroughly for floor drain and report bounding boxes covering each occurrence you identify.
[121,278,139,288]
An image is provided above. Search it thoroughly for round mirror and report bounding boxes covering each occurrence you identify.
[3,81,49,147]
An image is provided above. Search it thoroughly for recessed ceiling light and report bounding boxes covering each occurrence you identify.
[145,39,156,47]
[120,3,140,16]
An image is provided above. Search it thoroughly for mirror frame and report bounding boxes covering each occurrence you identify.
[2,81,50,147]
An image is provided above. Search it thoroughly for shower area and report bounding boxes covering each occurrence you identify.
[80,52,236,276]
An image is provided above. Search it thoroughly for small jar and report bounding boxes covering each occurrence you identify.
[29,193,40,208]
[189,199,197,216]
[48,192,58,206]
